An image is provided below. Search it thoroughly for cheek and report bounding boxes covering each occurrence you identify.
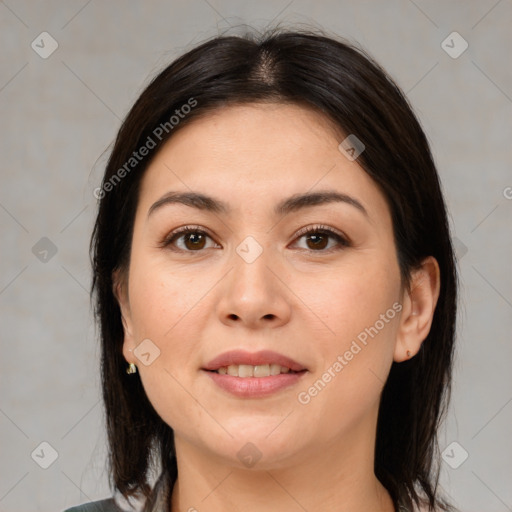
[294,256,400,347]
[125,264,205,415]
[126,266,204,429]
[293,257,401,413]
[128,256,207,339]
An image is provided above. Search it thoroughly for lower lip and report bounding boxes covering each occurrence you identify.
[202,370,307,398]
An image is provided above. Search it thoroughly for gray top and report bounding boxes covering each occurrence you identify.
[63,476,415,512]
[64,498,416,512]
[63,498,121,512]
[63,497,415,512]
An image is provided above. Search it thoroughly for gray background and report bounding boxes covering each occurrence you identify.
[1,1,511,511]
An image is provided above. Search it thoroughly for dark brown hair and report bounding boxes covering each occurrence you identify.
[90,26,457,511]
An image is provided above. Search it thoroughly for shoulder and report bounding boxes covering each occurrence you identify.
[63,498,122,512]
[414,502,442,512]
[399,496,440,512]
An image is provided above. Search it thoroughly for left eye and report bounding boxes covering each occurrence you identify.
[293,226,350,252]
[160,225,349,253]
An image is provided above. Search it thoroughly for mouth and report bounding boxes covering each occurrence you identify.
[202,349,307,374]
[201,349,308,397]
[205,364,305,377]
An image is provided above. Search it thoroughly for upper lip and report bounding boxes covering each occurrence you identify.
[202,349,307,372]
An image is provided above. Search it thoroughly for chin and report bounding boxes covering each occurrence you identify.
[206,430,304,468]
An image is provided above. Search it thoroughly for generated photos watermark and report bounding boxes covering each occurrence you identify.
[94,97,197,200]
[297,301,403,405]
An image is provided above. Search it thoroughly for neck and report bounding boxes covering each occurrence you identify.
[169,409,395,512]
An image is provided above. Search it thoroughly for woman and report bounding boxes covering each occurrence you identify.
[66,27,458,512]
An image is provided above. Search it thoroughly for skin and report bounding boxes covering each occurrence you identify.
[113,102,440,512]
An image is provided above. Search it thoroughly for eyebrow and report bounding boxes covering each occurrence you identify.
[147,189,368,219]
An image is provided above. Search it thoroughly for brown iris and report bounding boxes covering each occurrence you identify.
[183,232,207,250]
[305,233,329,250]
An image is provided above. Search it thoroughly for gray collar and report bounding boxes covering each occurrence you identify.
[142,471,415,512]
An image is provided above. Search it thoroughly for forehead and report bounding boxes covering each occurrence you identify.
[136,102,389,221]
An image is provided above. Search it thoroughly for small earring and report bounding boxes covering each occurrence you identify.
[406,350,412,358]
[126,362,137,374]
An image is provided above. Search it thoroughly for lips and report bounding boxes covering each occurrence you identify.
[202,349,307,373]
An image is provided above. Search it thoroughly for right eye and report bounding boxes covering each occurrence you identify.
[160,225,220,252]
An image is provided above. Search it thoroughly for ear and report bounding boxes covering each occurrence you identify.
[112,269,137,364]
[394,256,441,362]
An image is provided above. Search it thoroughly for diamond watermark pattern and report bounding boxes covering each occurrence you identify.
[237,442,262,468]
[441,32,468,59]
[134,338,161,366]
[442,441,469,469]
[236,236,263,264]
[31,441,59,469]
[32,237,58,263]
[31,32,59,59]
[452,236,468,261]
[338,134,365,161]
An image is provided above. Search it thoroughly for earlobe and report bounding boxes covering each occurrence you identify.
[112,269,136,363]
[394,256,441,362]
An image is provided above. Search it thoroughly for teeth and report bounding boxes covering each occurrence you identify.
[238,364,254,378]
[270,363,282,376]
[215,364,296,377]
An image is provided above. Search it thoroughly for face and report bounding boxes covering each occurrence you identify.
[116,102,408,470]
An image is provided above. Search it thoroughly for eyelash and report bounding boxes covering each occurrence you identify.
[159,224,351,254]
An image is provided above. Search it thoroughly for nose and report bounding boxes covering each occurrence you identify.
[215,246,292,330]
